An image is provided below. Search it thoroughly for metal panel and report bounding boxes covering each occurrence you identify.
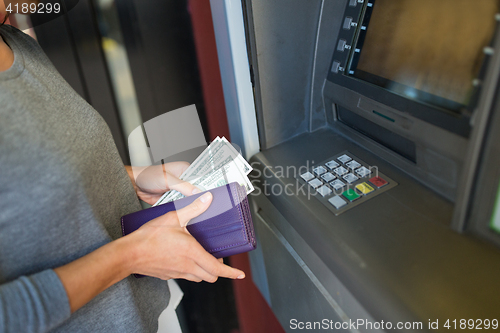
[452,24,500,231]
[466,87,500,246]
[251,207,351,333]
[324,82,468,201]
[241,0,500,331]
[245,0,323,149]
[309,0,346,132]
[248,128,500,331]
[250,195,383,333]
[210,0,259,159]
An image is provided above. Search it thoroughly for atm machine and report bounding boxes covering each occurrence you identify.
[212,0,500,332]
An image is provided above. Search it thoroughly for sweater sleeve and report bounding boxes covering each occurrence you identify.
[0,269,70,333]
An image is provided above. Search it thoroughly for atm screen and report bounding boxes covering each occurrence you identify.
[348,0,499,113]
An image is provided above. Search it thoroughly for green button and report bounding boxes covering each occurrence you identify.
[342,189,360,202]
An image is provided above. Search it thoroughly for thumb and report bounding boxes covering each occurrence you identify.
[176,192,213,227]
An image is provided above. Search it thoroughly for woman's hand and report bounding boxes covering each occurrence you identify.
[124,191,245,282]
[126,162,199,205]
[55,190,244,313]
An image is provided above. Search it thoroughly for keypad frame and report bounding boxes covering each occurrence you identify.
[297,150,398,216]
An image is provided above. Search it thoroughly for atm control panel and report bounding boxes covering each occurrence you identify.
[299,151,397,215]
[329,0,369,76]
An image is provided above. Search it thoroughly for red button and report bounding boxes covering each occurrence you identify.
[369,176,388,188]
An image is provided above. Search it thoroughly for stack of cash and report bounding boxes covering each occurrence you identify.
[154,137,254,206]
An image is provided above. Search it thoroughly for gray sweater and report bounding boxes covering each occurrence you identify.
[0,25,169,332]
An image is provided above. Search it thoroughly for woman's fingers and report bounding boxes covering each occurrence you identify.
[162,162,202,197]
[193,248,245,280]
[166,174,202,197]
[180,274,202,283]
[172,232,244,281]
[133,163,201,197]
[188,264,218,283]
[166,260,217,282]
[134,165,166,193]
[203,260,245,280]
[162,161,190,178]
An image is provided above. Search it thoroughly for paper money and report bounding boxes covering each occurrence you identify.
[154,137,253,206]
[180,137,250,180]
[215,137,252,175]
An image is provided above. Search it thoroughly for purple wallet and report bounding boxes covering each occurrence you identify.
[121,182,256,262]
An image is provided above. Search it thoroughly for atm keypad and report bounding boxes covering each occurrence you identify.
[346,160,361,170]
[356,182,374,195]
[321,172,336,182]
[308,178,323,189]
[328,196,347,209]
[325,160,340,169]
[333,166,349,177]
[343,173,359,184]
[338,154,352,163]
[313,166,327,176]
[330,179,346,190]
[368,176,388,188]
[356,166,372,178]
[342,189,360,202]
[317,185,333,197]
[300,171,315,182]
[298,151,397,216]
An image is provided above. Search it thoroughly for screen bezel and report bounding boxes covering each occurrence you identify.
[325,0,499,138]
[327,69,471,137]
[464,95,500,248]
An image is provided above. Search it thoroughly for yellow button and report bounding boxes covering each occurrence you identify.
[355,182,374,195]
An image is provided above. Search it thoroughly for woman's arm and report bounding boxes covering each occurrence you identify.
[0,194,243,333]
[52,236,133,314]
[55,163,239,314]
[54,192,245,313]
[0,270,70,333]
